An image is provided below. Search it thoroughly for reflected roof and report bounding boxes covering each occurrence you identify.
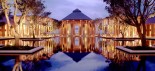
[64,52,90,62]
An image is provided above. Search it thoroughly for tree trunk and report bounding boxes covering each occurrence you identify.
[33,31,35,38]
[142,23,147,47]
[136,56,146,71]
[4,10,12,34]
[14,0,20,46]
[136,24,147,47]
[141,34,147,47]
[121,33,125,46]
[32,41,36,47]
[32,24,36,38]
[14,37,20,46]
[13,27,20,46]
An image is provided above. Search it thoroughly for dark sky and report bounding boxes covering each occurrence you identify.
[44,0,109,20]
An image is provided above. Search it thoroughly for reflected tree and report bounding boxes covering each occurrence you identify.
[103,0,155,71]
[0,0,50,71]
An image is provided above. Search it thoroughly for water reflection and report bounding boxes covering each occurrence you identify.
[1,37,155,71]
[59,37,101,53]
[101,39,140,63]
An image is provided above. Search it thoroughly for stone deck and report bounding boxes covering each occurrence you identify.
[116,46,155,55]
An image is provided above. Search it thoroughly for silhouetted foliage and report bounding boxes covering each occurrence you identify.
[103,0,155,46]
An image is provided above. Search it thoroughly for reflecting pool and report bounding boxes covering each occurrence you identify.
[0,37,155,71]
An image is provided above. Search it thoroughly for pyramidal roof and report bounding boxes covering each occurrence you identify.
[146,16,155,24]
[62,9,91,20]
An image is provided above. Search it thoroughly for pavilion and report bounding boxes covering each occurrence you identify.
[60,9,95,36]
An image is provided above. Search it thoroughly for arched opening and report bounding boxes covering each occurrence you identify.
[75,37,79,46]
[74,25,80,35]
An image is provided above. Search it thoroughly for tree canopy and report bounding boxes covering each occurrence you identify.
[103,0,155,46]
[104,0,155,25]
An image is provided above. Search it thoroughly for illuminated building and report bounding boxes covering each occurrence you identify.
[99,17,138,38]
[60,9,95,36]
[0,15,58,38]
[99,14,155,38]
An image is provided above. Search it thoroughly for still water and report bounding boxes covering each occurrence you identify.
[0,37,155,71]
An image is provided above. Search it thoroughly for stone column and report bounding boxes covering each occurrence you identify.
[71,23,72,36]
[85,20,87,36]
[89,22,91,35]
[62,21,65,36]
[61,21,63,36]
[73,21,75,36]
[86,20,88,36]
[82,21,84,36]
[72,21,74,36]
